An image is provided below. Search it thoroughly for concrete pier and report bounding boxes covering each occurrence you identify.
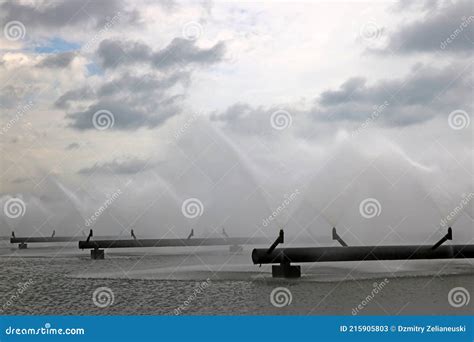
[90,249,105,260]
[272,263,301,278]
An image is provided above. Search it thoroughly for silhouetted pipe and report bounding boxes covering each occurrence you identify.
[11,233,116,244]
[11,236,84,243]
[222,228,229,238]
[431,227,452,250]
[86,229,93,243]
[252,244,474,264]
[266,229,284,254]
[80,237,269,249]
[332,227,348,247]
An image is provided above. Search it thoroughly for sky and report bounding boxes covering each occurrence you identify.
[0,0,472,245]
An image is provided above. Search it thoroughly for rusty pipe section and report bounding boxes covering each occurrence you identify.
[252,244,474,264]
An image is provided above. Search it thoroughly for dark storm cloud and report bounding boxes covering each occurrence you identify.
[383,0,473,54]
[0,0,139,29]
[78,158,151,175]
[97,38,226,70]
[37,52,76,68]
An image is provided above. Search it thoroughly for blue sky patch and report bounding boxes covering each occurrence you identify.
[34,37,80,53]
[86,62,103,76]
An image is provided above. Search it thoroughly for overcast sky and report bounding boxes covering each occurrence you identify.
[0,0,472,244]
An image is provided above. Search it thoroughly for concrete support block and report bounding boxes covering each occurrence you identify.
[18,243,27,249]
[272,264,301,278]
[91,249,105,260]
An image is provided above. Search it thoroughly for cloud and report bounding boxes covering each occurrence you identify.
[97,38,226,70]
[60,68,189,130]
[382,0,473,54]
[59,35,223,131]
[37,51,76,68]
[213,61,472,132]
[78,157,152,175]
[97,39,151,69]
[151,38,226,69]
[54,87,95,109]
[12,177,29,184]
[314,62,472,126]
[97,71,190,97]
[210,103,252,123]
[65,142,80,150]
[66,98,180,130]
[0,85,25,108]
[0,0,139,30]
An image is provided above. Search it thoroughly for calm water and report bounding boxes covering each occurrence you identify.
[0,245,473,315]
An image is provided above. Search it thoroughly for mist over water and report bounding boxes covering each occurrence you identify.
[1,121,472,246]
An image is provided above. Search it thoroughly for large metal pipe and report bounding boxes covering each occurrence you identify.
[252,244,474,264]
[11,236,84,243]
[11,236,116,243]
[80,237,269,249]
